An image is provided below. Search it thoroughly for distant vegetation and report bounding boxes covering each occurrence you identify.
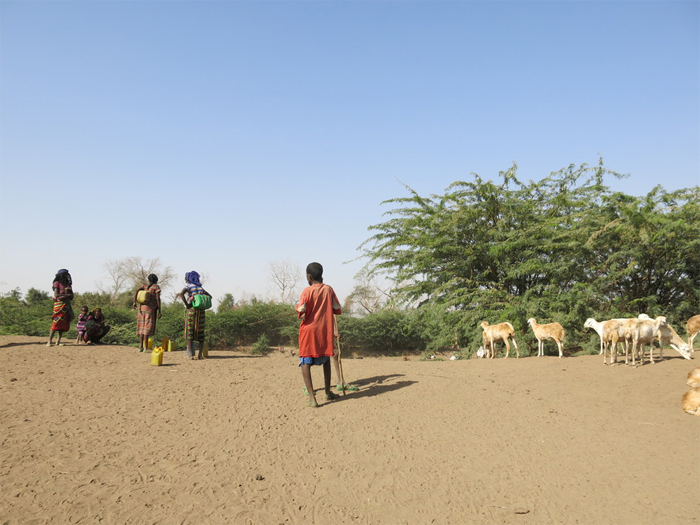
[2,160,698,357]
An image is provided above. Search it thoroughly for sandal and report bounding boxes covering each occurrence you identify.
[325,391,339,401]
[306,399,319,408]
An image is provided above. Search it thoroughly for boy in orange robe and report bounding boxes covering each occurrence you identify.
[296,262,342,407]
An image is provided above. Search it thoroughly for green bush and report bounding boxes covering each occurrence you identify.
[251,333,271,355]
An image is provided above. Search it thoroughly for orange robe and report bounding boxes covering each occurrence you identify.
[297,283,341,358]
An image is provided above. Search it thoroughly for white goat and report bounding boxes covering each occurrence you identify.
[527,318,565,358]
[687,315,700,353]
[632,316,668,365]
[656,322,692,361]
[480,321,519,359]
[638,313,692,361]
[584,318,628,357]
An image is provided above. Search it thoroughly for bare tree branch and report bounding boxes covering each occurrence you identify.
[268,259,301,304]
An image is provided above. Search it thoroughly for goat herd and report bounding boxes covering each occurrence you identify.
[478,315,700,416]
[478,314,700,365]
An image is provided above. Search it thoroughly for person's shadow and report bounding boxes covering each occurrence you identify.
[0,342,36,349]
[331,373,416,403]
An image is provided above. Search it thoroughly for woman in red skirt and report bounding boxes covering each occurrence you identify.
[47,269,74,347]
[133,273,162,352]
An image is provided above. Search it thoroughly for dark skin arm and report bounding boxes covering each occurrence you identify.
[178,288,191,308]
[156,289,162,319]
[54,285,74,302]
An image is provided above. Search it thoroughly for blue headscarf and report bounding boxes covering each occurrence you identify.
[185,271,202,287]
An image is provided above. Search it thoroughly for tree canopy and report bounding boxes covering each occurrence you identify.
[359,159,700,347]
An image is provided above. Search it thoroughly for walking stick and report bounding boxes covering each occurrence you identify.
[333,315,346,396]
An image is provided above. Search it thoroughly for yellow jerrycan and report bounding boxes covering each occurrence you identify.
[151,346,164,366]
[147,337,154,350]
[202,341,209,358]
[161,336,171,352]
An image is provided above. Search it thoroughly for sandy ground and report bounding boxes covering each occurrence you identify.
[1,335,698,525]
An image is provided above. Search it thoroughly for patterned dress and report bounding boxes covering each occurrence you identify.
[184,283,206,342]
[137,283,161,336]
[51,282,74,332]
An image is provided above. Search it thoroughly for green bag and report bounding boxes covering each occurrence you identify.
[191,294,212,311]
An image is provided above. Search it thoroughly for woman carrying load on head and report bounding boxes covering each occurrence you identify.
[47,269,75,347]
[133,273,162,352]
[177,271,211,361]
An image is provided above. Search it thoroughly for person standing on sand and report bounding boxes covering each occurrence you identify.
[47,269,74,347]
[296,262,341,407]
[133,273,162,352]
[177,271,211,360]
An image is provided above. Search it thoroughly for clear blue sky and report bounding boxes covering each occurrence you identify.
[1,0,698,304]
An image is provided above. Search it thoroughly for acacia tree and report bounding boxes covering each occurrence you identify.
[359,159,699,348]
[585,186,700,323]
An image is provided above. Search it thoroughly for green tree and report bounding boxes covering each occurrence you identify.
[359,159,699,350]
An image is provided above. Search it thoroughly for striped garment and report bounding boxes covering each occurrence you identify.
[51,300,71,332]
[185,308,206,342]
[184,282,204,304]
[137,284,160,336]
[137,309,157,336]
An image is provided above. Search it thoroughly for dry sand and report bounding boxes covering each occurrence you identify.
[1,335,698,525]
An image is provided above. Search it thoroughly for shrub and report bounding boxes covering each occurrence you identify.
[251,333,271,355]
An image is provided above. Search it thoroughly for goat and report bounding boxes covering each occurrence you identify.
[480,330,493,359]
[527,318,565,358]
[656,322,692,361]
[584,318,628,358]
[583,318,632,356]
[687,368,700,388]
[682,388,700,416]
[601,320,624,365]
[687,315,700,353]
[480,321,519,359]
[632,316,668,365]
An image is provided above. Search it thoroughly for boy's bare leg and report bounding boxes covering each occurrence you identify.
[323,360,332,395]
[47,329,55,346]
[197,341,204,359]
[301,364,317,406]
[323,360,338,401]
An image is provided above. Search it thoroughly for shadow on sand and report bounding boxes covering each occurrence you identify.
[312,374,416,405]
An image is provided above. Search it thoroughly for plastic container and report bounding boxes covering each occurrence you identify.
[147,337,153,350]
[202,341,209,358]
[151,346,163,366]
[161,336,171,351]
